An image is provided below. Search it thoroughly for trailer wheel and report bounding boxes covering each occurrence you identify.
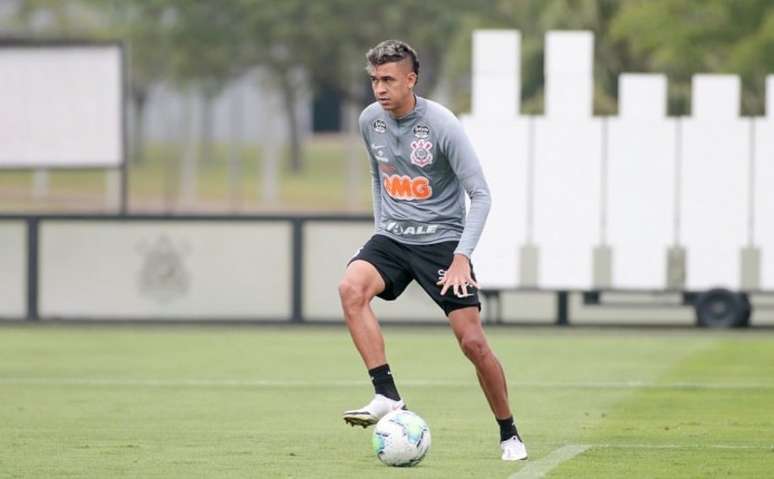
[694,288,751,328]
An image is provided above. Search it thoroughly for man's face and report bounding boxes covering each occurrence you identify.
[368,60,417,116]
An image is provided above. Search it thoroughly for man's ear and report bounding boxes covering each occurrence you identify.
[407,72,417,89]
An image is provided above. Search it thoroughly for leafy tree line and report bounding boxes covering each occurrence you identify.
[2,0,772,173]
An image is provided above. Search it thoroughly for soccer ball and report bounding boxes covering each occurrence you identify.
[372,410,431,467]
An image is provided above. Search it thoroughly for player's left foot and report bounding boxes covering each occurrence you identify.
[500,435,528,461]
[342,394,405,428]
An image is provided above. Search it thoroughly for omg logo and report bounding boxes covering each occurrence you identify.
[410,139,433,168]
[383,175,432,201]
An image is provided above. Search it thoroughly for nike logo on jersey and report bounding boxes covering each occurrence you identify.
[371,144,389,162]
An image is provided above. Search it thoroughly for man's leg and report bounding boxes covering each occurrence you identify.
[339,259,404,427]
[338,259,387,368]
[447,306,510,417]
[448,306,527,460]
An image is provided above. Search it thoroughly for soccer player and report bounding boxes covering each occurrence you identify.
[338,40,527,461]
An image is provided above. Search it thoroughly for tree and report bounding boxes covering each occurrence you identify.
[235,0,312,174]
[610,0,774,115]
[441,0,637,115]
[231,0,478,174]
[162,1,249,164]
[93,0,177,164]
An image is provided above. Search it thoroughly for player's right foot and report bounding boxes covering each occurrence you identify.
[500,435,528,461]
[342,394,405,428]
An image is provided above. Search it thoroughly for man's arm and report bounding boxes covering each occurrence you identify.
[359,117,382,229]
[443,117,491,259]
[369,156,382,229]
[437,114,491,297]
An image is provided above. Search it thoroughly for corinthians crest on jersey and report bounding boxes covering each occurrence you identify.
[410,139,433,168]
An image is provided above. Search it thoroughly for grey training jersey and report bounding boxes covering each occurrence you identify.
[359,96,491,258]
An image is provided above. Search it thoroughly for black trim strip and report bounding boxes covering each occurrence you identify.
[26,218,39,321]
[291,219,304,322]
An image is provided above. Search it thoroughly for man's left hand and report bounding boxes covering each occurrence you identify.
[437,254,479,298]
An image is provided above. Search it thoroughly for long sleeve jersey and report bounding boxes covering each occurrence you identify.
[358,95,491,259]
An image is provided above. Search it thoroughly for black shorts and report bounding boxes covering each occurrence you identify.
[348,234,481,316]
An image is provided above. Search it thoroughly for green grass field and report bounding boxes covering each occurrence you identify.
[1,325,772,478]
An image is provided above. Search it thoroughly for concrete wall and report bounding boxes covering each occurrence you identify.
[38,220,291,320]
[0,221,26,319]
[4,217,772,325]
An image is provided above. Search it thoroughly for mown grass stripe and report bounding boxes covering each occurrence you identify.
[1,377,772,390]
[591,443,773,450]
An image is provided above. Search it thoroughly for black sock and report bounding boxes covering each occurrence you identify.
[368,364,401,401]
[497,416,521,442]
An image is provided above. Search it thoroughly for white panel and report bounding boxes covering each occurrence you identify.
[545,31,594,73]
[39,221,290,319]
[303,223,443,321]
[472,75,518,117]
[533,118,602,288]
[545,31,594,118]
[619,74,667,119]
[692,75,740,119]
[472,30,520,117]
[0,46,122,168]
[0,222,26,318]
[462,117,529,288]
[755,119,774,289]
[681,119,749,289]
[473,30,519,75]
[607,117,676,288]
[759,78,774,289]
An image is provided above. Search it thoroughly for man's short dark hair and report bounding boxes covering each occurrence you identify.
[366,40,419,78]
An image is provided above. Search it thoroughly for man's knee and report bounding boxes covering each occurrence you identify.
[338,279,371,312]
[459,334,490,362]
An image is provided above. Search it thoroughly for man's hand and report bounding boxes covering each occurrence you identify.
[437,254,479,298]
